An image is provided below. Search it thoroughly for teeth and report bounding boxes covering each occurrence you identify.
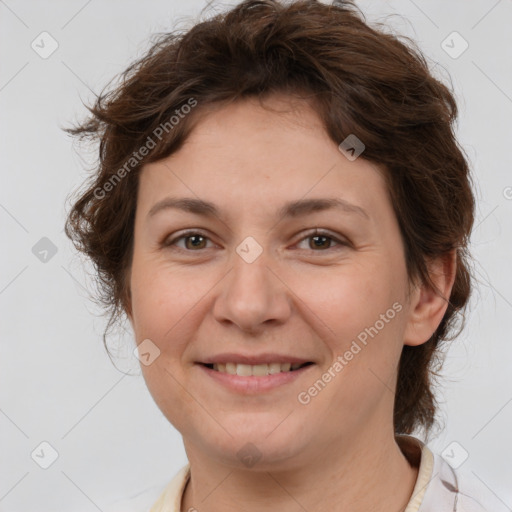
[212,362,306,375]
[236,364,252,377]
[269,363,282,374]
[252,364,268,376]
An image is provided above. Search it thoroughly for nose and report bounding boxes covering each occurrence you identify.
[212,248,292,335]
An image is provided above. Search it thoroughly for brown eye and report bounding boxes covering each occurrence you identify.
[163,230,214,251]
[308,234,334,250]
[183,234,208,250]
[296,229,348,252]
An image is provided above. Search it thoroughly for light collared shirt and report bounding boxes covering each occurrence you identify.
[105,434,494,511]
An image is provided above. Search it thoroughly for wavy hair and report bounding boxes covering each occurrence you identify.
[64,0,475,438]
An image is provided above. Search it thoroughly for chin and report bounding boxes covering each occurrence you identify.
[193,419,312,470]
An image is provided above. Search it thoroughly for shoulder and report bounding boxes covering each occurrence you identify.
[419,445,498,511]
[147,464,191,512]
[101,479,174,512]
[445,461,501,512]
[397,435,498,512]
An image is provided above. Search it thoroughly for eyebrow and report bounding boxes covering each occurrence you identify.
[147,197,370,221]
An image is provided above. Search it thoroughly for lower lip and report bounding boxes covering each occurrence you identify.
[196,364,314,394]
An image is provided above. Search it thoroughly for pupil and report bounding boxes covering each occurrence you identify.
[187,235,205,249]
[312,235,329,249]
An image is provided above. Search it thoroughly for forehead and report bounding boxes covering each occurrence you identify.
[137,95,391,224]
[182,94,330,152]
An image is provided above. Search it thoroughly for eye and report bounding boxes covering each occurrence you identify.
[295,229,349,252]
[161,228,349,253]
[162,230,215,251]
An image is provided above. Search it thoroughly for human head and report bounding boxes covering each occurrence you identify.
[64,0,474,441]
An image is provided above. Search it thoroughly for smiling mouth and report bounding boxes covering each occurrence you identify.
[201,362,314,376]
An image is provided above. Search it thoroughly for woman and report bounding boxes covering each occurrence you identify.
[64,1,493,510]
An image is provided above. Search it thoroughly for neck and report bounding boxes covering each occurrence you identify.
[180,429,419,512]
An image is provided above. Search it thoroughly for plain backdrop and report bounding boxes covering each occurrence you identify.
[1,0,511,510]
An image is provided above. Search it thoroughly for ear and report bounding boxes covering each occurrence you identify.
[403,250,457,347]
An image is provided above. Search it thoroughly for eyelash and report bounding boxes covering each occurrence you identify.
[162,228,349,254]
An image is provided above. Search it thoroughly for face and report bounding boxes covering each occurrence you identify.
[127,94,417,470]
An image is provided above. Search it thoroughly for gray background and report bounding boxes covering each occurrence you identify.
[1,0,511,510]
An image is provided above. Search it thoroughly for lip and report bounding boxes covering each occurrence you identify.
[197,353,313,365]
[196,362,315,394]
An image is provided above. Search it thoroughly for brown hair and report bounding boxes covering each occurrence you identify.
[64,0,475,438]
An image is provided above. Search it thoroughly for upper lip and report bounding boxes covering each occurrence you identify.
[197,353,314,365]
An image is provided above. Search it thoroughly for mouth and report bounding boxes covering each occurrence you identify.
[200,361,314,376]
[196,360,315,394]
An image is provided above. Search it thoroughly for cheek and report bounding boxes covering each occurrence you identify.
[130,257,198,335]
[300,258,406,394]
[129,259,222,380]
[301,266,406,421]
[130,262,206,431]
[302,260,399,336]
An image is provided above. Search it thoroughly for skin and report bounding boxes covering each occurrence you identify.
[126,94,456,512]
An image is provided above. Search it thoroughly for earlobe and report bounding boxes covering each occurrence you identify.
[403,250,457,347]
